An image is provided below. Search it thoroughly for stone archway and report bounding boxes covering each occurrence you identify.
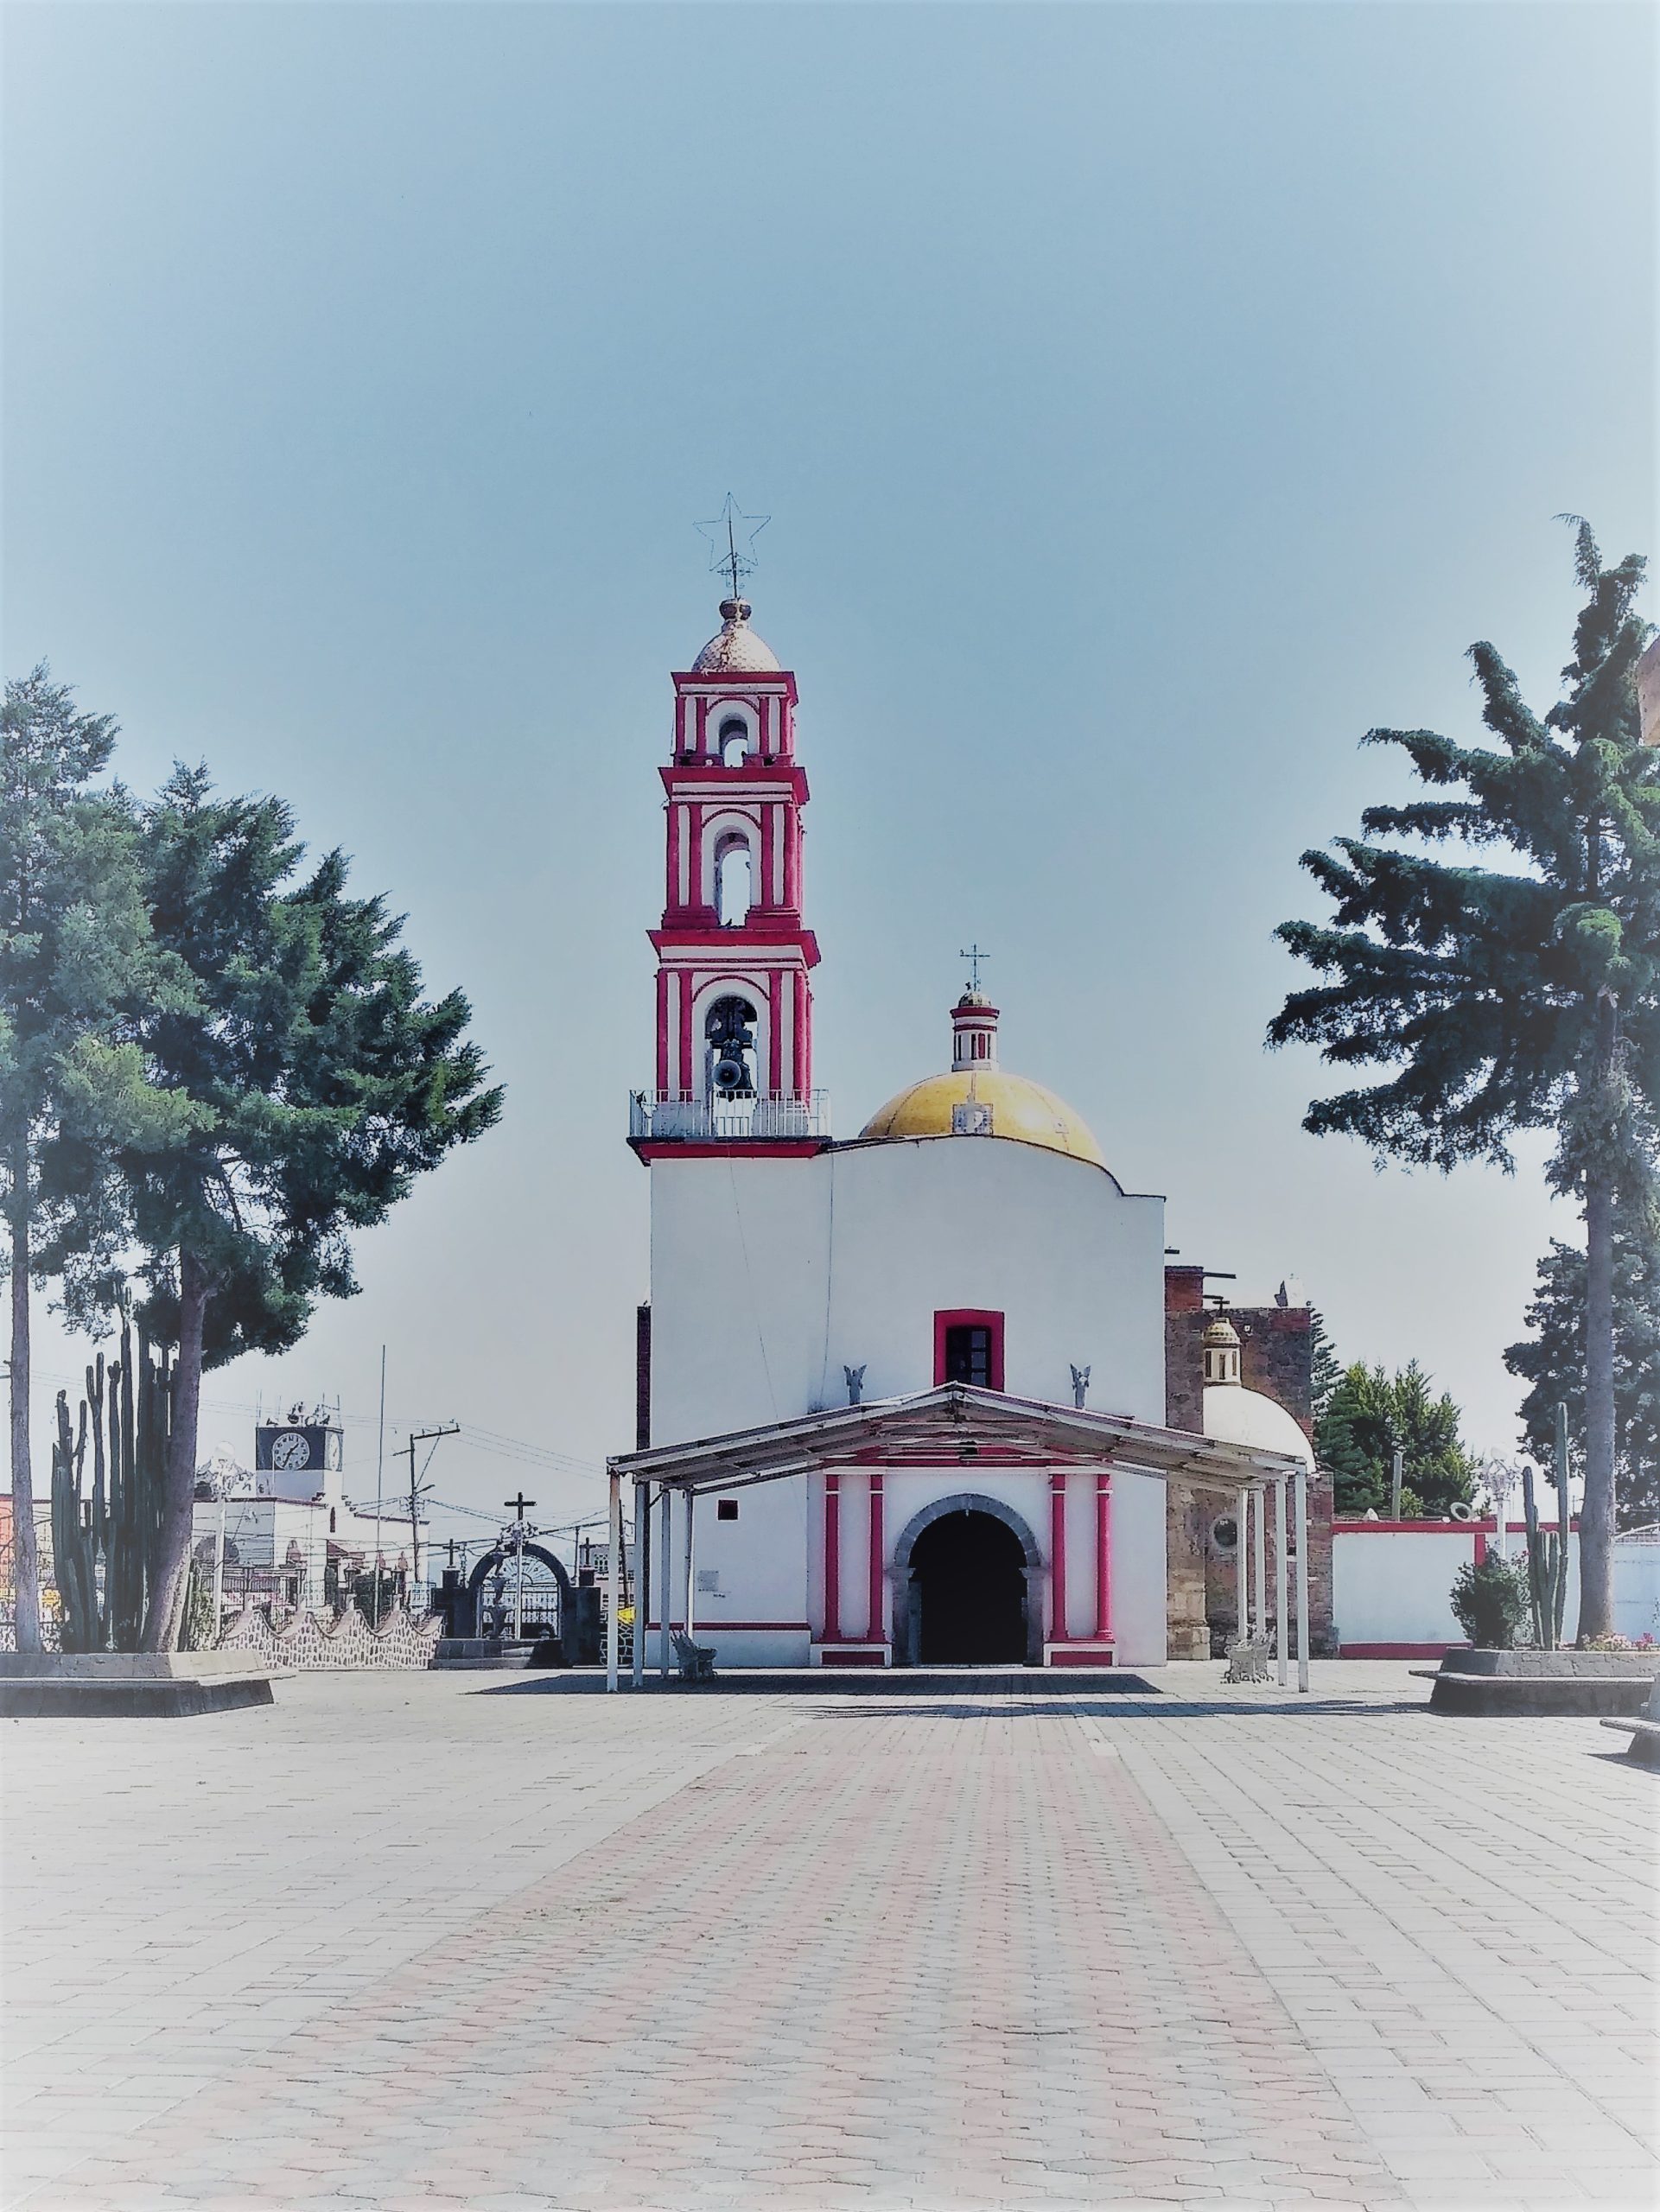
[462,1541,576,1643]
[889,1491,1044,1667]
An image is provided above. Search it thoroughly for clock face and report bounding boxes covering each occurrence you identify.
[271,1430,312,1471]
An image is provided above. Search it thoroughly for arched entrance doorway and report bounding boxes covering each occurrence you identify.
[890,1492,1042,1666]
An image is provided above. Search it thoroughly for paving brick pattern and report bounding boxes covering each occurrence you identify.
[2,1666,1655,2211]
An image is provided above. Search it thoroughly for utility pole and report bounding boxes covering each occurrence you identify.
[404,1424,459,1607]
[372,1346,387,1625]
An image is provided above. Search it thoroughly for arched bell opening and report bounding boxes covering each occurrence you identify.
[717,714,751,768]
[714,835,754,925]
[704,993,759,1102]
[889,1492,1043,1667]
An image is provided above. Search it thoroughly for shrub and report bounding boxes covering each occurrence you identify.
[1450,1555,1530,1649]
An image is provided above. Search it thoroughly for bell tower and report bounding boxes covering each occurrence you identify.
[629,590,824,1155]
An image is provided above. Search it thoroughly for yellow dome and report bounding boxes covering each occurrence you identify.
[858,1067,1107,1167]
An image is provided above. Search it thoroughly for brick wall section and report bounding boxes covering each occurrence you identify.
[1163,1270,1337,1656]
[636,1303,652,1451]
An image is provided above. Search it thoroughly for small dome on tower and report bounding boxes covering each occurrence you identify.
[692,598,780,676]
[1202,1314,1243,1388]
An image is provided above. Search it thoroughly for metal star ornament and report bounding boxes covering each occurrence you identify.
[696,495,770,601]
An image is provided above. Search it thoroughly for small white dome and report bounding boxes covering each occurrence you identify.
[692,598,779,675]
[1202,1383,1313,1469]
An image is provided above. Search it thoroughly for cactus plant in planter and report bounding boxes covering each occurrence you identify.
[45,1316,175,1651]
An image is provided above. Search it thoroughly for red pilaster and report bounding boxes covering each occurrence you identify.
[868,1471,884,1644]
[1095,1472,1113,1642]
[1049,1471,1069,1643]
[824,1471,842,1643]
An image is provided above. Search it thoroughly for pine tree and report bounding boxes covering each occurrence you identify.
[1314,1360,1475,1517]
[1269,525,1659,1637]
[1504,1221,1660,1532]
[1308,1308,1344,1425]
[0,668,161,1651]
[70,767,504,1649]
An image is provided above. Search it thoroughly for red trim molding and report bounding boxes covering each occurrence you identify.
[630,1141,828,1164]
[644,1620,811,1632]
[932,1309,1005,1391]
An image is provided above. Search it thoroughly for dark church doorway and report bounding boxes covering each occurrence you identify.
[910,1509,1028,1663]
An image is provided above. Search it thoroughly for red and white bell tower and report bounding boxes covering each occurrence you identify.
[632,593,822,1151]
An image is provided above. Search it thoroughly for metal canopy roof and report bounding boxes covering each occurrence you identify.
[611,1383,1303,1499]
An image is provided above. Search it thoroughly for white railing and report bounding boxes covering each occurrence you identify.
[628,1090,831,1143]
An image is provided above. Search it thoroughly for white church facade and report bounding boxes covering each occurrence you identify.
[611,589,1316,1675]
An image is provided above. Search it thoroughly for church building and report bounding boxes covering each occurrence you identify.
[614,588,1324,1673]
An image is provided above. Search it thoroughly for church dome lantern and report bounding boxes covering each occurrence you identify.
[1202,1314,1243,1387]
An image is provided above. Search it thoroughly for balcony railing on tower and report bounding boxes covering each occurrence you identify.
[628,1090,831,1144]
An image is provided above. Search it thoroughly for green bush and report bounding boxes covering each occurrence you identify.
[1449,1555,1530,1649]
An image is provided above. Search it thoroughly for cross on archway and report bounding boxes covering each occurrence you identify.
[505,1492,536,1522]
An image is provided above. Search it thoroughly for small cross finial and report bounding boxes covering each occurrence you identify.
[506,1491,535,1522]
[695,495,770,605]
[959,943,990,993]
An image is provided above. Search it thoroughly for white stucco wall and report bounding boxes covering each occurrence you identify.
[1106,1467,1167,1667]
[648,1135,1166,1442]
[644,1131,1168,1668]
[1332,1529,1478,1649]
[1326,1522,1660,1649]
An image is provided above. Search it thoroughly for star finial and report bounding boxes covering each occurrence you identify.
[959,943,990,994]
[695,495,770,604]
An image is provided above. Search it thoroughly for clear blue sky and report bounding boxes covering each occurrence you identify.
[4,3,1654,1539]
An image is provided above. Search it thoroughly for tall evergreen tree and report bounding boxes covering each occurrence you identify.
[0,668,159,1650]
[1269,526,1659,1637]
[1504,1221,1660,1532]
[70,768,504,1649]
[1314,1359,1475,1517]
[1308,1308,1344,1425]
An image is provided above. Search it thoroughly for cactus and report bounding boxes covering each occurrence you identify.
[1553,1400,1572,1648]
[49,1389,102,1651]
[1522,1462,1557,1650]
[45,1315,175,1652]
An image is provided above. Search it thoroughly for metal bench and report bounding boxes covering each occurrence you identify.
[1224,1635,1274,1684]
[671,1630,716,1683]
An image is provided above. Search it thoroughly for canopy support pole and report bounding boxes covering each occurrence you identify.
[1235,1486,1249,1649]
[1252,1484,1267,1642]
[659,1484,672,1679]
[605,1463,620,1693]
[1275,1475,1288,1688]
[683,1486,696,1643]
[1294,1465,1310,1693]
[631,1479,647,1690]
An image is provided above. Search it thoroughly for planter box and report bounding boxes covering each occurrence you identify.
[0,1650,274,1717]
[1442,1648,1660,1678]
[1422,1648,1660,1717]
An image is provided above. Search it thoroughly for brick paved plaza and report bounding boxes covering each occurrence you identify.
[2,1664,1656,2212]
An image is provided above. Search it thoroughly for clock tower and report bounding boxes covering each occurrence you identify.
[256,1405,345,1501]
